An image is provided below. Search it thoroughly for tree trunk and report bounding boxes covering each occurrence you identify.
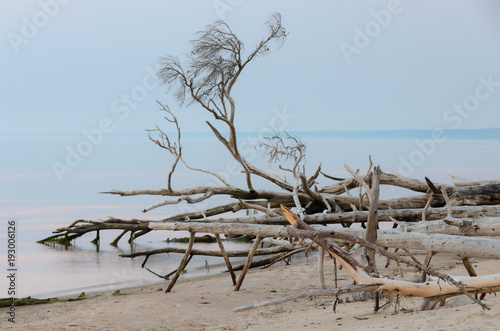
[149,222,500,259]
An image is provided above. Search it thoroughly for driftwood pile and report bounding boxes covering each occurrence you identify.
[40,166,500,311]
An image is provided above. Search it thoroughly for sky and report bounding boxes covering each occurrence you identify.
[1,0,500,136]
[1,0,500,237]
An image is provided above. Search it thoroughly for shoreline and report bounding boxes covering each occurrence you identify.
[1,254,500,330]
[14,237,256,300]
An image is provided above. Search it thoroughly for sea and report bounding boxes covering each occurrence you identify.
[2,131,500,298]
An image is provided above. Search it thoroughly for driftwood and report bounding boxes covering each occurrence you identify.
[38,219,150,245]
[166,232,195,292]
[38,203,500,246]
[396,216,500,237]
[172,204,500,225]
[233,284,380,312]
[234,236,262,291]
[215,233,237,285]
[281,205,500,311]
[102,180,500,213]
[120,243,305,259]
[165,204,500,225]
[228,251,307,271]
[149,222,500,259]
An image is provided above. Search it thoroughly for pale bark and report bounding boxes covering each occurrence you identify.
[103,181,500,214]
[166,232,195,292]
[398,216,500,237]
[318,247,326,289]
[159,205,500,225]
[365,166,380,269]
[41,204,500,245]
[282,205,496,310]
[235,236,262,291]
[149,222,500,259]
[215,233,237,285]
[233,284,380,312]
[120,243,305,258]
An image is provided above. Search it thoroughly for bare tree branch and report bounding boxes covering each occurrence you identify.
[156,13,287,193]
[142,191,215,213]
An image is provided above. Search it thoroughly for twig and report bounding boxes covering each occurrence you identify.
[238,200,280,217]
[233,284,380,312]
[441,185,453,217]
[142,191,215,213]
[320,171,345,181]
[422,195,433,222]
[344,163,372,203]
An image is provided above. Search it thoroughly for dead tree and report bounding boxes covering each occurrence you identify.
[156,13,287,193]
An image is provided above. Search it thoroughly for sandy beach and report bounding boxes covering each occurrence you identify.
[2,252,499,331]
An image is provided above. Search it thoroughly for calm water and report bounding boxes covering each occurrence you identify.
[2,136,500,298]
[13,232,254,298]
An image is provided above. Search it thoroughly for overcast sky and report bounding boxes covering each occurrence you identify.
[1,0,500,136]
[1,0,500,262]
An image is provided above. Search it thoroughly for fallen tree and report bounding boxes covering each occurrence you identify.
[148,222,500,259]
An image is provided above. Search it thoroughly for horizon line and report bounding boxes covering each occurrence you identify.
[3,128,500,139]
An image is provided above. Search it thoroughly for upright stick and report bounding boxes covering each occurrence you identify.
[318,246,326,289]
[166,231,196,292]
[215,233,237,285]
[235,236,262,291]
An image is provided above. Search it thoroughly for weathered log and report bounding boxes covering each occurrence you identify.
[398,216,500,237]
[42,204,500,246]
[38,219,150,244]
[103,181,500,212]
[233,284,380,312]
[102,187,312,206]
[38,179,497,246]
[149,222,500,259]
[332,181,500,210]
[120,243,305,258]
[158,205,500,226]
